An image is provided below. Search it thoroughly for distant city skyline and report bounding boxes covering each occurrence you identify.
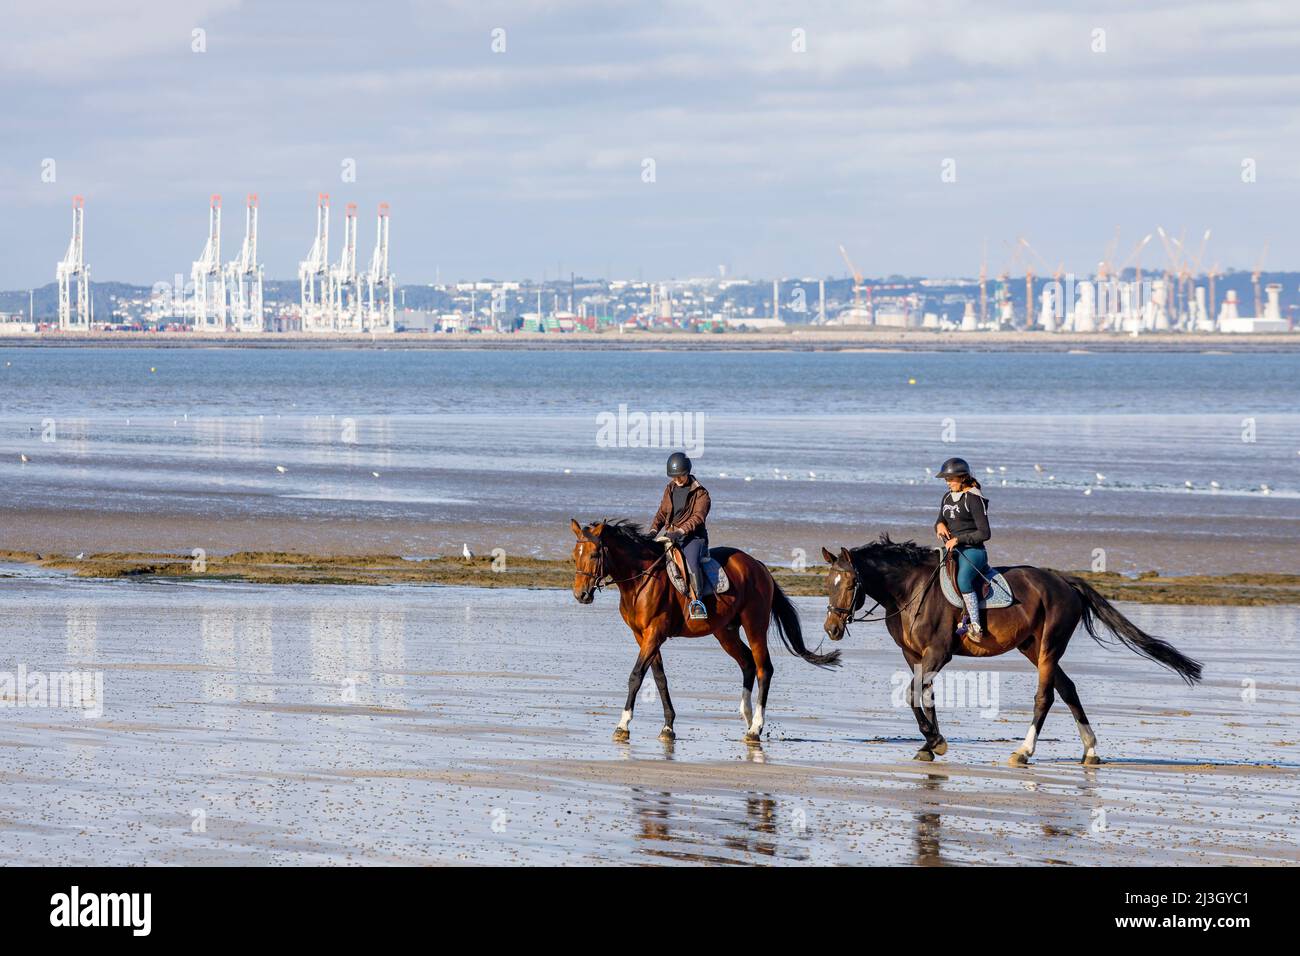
[3,1,1298,288]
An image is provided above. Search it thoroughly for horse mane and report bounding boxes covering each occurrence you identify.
[851,533,935,568]
[598,519,658,554]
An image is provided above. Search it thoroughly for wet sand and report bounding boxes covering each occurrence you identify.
[2,472,1298,576]
[0,568,1295,865]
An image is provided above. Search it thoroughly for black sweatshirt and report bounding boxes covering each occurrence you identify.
[935,490,991,547]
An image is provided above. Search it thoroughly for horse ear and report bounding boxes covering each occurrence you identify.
[821,547,836,564]
[839,547,852,563]
[570,518,583,538]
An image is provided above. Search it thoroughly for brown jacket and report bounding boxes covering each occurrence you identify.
[650,477,710,538]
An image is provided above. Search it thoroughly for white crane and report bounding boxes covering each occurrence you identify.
[363,203,395,333]
[227,194,264,332]
[299,193,332,332]
[191,195,226,331]
[331,202,362,332]
[56,196,90,330]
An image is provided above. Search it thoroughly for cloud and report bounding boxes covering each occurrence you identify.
[3,0,1299,285]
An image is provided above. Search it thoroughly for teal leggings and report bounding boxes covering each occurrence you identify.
[955,547,990,594]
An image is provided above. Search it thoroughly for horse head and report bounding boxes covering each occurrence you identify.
[570,518,605,604]
[821,546,860,641]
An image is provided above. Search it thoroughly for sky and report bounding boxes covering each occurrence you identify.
[2,0,1298,288]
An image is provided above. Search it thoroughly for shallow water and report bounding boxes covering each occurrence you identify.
[1,348,1297,572]
[0,571,1295,865]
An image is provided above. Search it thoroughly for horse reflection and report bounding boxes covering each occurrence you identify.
[913,772,949,865]
[629,788,795,863]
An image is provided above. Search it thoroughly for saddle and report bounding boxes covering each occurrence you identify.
[665,547,731,597]
[937,549,1015,610]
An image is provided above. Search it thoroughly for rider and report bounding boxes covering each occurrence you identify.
[934,457,992,642]
[648,452,711,621]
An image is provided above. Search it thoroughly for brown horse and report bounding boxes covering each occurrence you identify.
[571,519,840,742]
[821,536,1202,765]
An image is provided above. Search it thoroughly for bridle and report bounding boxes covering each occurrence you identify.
[825,557,943,639]
[575,536,666,599]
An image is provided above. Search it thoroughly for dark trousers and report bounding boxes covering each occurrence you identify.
[680,534,708,598]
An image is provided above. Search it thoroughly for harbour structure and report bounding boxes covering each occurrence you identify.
[227,194,265,332]
[56,195,91,330]
[363,203,395,333]
[191,194,227,332]
[299,193,332,332]
[330,202,363,332]
[297,195,395,333]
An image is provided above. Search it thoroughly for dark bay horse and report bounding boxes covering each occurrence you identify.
[821,536,1202,765]
[571,519,840,742]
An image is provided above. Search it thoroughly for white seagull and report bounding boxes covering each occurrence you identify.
[275,465,287,474]
[462,543,474,561]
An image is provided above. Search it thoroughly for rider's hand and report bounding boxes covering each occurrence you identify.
[944,537,958,551]
[935,522,950,541]
[666,529,684,547]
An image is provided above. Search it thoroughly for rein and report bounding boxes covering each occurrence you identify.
[576,542,666,594]
[828,558,943,638]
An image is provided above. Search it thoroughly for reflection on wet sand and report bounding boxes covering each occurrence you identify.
[0,579,1295,865]
[913,773,947,866]
[631,788,797,864]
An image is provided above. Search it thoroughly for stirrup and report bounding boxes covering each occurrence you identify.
[688,599,708,621]
[956,616,983,643]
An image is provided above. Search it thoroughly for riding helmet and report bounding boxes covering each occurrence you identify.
[666,452,692,477]
[935,457,972,479]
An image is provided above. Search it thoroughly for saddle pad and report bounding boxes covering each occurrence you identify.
[939,562,1014,609]
[666,554,730,597]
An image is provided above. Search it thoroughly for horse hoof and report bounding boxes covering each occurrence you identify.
[658,727,676,741]
[743,731,762,743]
[1082,753,1102,766]
[914,749,935,762]
[1008,752,1029,767]
[931,739,948,756]
[612,727,630,742]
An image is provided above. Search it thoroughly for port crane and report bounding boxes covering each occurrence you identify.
[56,195,90,330]
[191,195,226,331]
[228,194,264,332]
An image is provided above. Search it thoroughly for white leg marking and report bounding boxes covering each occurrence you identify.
[1076,719,1098,758]
[617,709,632,732]
[748,704,766,737]
[740,690,753,726]
[1018,724,1038,757]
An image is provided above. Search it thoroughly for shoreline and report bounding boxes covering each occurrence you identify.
[7,549,1298,606]
[2,328,1297,352]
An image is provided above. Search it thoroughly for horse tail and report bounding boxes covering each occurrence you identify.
[1061,574,1203,685]
[771,582,842,669]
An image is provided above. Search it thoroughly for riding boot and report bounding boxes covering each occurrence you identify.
[959,591,983,643]
[686,566,708,620]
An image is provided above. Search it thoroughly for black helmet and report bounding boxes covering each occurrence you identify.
[935,457,971,479]
[666,452,692,477]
